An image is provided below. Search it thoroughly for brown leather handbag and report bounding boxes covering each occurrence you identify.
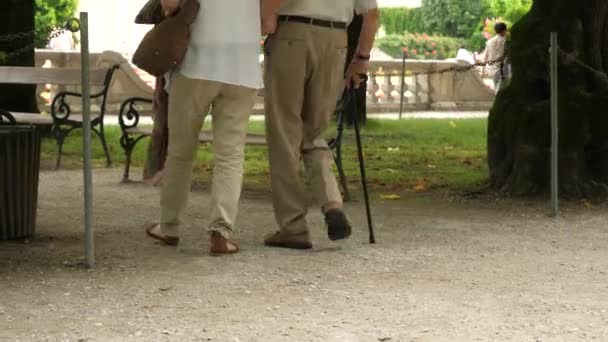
[132,0,200,76]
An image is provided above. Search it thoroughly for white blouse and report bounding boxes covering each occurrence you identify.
[178,0,263,90]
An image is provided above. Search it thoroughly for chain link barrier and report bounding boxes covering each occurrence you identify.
[0,31,35,43]
[370,45,606,81]
[0,18,80,61]
[377,44,551,79]
[558,49,608,85]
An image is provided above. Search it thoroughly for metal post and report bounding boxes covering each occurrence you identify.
[399,49,407,120]
[80,12,95,267]
[550,32,559,217]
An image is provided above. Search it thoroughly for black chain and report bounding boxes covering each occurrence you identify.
[2,28,67,60]
[376,45,549,78]
[377,58,506,78]
[0,31,35,43]
[0,18,80,61]
[558,49,608,81]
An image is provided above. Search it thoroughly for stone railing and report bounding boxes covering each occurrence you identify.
[365,59,495,112]
[34,50,494,115]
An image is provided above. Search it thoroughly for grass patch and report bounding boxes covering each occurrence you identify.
[41,118,488,194]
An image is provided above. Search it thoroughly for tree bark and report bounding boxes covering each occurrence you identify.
[344,14,367,126]
[0,0,39,113]
[487,0,608,197]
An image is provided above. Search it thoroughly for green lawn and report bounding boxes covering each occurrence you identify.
[41,118,488,194]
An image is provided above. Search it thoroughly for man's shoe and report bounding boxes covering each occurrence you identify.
[264,231,313,250]
[325,209,352,241]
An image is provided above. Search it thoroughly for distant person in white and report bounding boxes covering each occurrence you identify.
[146,0,263,255]
[456,45,475,65]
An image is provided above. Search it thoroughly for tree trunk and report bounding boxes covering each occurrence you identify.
[344,14,367,125]
[0,0,39,113]
[487,0,608,197]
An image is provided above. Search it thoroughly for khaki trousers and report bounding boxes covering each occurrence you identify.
[264,22,347,234]
[160,73,256,238]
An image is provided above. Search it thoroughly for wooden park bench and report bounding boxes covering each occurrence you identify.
[0,64,120,169]
[118,97,267,182]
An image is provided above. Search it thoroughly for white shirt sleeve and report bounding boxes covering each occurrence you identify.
[355,0,378,14]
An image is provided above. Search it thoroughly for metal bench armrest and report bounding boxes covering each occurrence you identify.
[50,90,106,122]
[0,110,16,125]
[118,97,153,132]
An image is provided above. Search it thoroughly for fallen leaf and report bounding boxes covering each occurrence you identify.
[412,183,428,192]
[380,194,401,200]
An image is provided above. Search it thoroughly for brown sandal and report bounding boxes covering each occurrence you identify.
[210,231,240,256]
[145,223,179,246]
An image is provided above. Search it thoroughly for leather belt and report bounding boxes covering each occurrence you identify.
[278,15,347,30]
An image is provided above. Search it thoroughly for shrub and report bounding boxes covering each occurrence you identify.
[35,0,79,48]
[380,7,424,35]
[420,0,491,38]
[377,33,463,60]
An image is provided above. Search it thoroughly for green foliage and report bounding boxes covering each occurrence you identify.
[420,0,491,38]
[488,0,532,23]
[380,7,424,35]
[35,0,78,48]
[377,33,463,60]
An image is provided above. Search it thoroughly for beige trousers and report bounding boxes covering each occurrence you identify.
[264,22,347,234]
[160,73,256,238]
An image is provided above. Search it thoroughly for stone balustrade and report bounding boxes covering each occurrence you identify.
[35,50,495,115]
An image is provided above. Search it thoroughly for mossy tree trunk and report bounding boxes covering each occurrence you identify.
[487,0,608,197]
[0,0,39,113]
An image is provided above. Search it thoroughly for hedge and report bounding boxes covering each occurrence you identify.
[376,33,463,60]
[379,7,424,35]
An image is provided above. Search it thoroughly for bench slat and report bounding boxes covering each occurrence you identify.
[11,113,53,126]
[0,67,107,86]
[11,112,102,125]
[126,127,267,145]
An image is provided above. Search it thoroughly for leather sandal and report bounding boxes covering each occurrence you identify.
[145,223,179,246]
[210,231,240,256]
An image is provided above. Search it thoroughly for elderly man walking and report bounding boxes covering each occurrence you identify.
[261,0,379,249]
[145,0,263,255]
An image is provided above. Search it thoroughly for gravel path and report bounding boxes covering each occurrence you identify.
[1,168,608,341]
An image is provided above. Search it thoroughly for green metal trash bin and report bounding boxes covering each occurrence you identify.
[0,120,41,240]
